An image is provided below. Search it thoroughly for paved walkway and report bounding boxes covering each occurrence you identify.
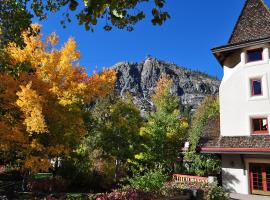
[230,193,270,200]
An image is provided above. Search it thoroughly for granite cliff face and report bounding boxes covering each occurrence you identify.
[113,58,220,114]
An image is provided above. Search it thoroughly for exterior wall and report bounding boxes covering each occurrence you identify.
[222,154,270,195]
[222,154,249,194]
[220,45,270,136]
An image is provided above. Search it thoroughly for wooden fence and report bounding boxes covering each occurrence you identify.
[172,174,209,184]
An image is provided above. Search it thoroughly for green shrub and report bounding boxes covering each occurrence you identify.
[66,193,87,200]
[165,180,228,200]
[205,183,229,200]
[160,182,184,198]
[124,167,168,192]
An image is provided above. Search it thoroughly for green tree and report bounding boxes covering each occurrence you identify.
[0,0,170,47]
[0,0,33,48]
[185,96,221,176]
[139,75,188,170]
[85,95,145,182]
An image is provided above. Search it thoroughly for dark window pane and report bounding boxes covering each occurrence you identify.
[252,165,264,191]
[252,79,262,96]
[266,167,270,192]
[253,119,261,131]
[247,49,263,62]
[253,118,268,133]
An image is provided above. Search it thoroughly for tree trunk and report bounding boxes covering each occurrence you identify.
[22,170,30,192]
[114,158,119,184]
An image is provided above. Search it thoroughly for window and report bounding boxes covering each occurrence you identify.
[247,48,263,63]
[252,118,268,134]
[251,79,262,96]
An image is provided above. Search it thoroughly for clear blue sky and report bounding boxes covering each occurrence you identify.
[35,0,270,79]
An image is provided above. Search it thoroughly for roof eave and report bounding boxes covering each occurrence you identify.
[201,151,270,155]
[212,37,270,66]
[212,37,270,53]
[200,147,270,155]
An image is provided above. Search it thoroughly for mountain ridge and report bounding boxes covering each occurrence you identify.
[112,57,220,114]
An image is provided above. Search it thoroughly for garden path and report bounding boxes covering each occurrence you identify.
[230,193,270,200]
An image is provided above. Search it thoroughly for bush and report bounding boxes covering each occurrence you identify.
[160,182,185,198]
[57,157,115,192]
[89,189,154,200]
[27,176,68,193]
[205,183,229,200]
[123,167,168,192]
[168,181,228,200]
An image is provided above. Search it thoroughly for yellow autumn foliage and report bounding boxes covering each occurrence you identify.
[24,156,51,173]
[0,24,116,172]
[6,24,116,107]
[30,139,45,152]
[16,82,48,134]
[180,117,189,129]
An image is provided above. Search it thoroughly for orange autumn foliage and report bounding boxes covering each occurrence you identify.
[0,24,116,173]
[0,74,27,154]
[152,74,173,106]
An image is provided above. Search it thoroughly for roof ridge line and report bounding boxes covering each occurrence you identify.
[228,0,250,44]
[261,0,270,14]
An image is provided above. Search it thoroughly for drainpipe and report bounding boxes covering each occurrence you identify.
[240,154,246,175]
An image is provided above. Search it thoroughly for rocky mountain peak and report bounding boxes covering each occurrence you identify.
[113,58,220,114]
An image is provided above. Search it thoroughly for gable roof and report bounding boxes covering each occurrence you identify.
[229,0,270,44]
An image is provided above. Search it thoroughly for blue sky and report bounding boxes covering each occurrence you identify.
[35,0,270,79]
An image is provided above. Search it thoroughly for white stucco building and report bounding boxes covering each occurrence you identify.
[200,0,270,196]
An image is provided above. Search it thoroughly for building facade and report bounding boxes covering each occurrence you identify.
[200,0,270,196]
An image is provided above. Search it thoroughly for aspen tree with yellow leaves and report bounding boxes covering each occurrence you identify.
[0,24,116,173]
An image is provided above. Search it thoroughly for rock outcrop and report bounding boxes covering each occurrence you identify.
[113,58,220,114]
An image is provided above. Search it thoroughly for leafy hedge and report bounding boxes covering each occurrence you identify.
[123,166,168,192]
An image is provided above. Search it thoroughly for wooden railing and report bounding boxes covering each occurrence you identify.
[173,174,208,184]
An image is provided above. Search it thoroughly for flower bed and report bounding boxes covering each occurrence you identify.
[27,176,68,193]
[14,188,190,200]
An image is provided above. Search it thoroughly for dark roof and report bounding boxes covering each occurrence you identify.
[212,0,270,65]
[198,116,270,153]
[229,0,270,44]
